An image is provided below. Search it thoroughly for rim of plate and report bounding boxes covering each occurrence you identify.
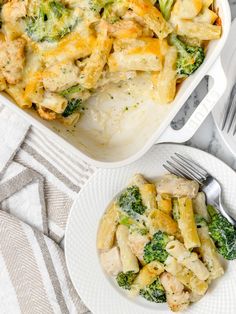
[65,143,236,314]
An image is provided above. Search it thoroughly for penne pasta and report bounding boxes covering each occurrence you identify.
[148,209,178,235]
[41,92,68,114]
[176,20,221,40]
[130,173,149,187]
[116,225,140,273]
[164,256,208,295]
[153,46,177,104]
[194,8,218,24]
[166,240,209,281]
[6,84,32,109]
[109,38,163,72]
[97,202,120,250]
[172,0,203,19]
[139,184,157,212]
[197,226,224,280]
[192,192,210,221]
[131,261,164,295]
[79,22,113,89]
[128,0,172,39]
[157,194,172,215]
[178,197,201,249]
[23,71,44,104]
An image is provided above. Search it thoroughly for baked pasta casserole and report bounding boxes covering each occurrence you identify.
[0,0,221,125]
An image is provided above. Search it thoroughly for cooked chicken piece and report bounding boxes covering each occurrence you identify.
[0,38,26,84]
[1,0,27,23]
[128,231,150,264]
[100,246,122,276]
[42,62,80,93]
[156,174,199,198]
[160,272,190,312]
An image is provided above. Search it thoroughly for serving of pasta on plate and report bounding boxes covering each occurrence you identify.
[0,0,221,126]
[97,173,236,312]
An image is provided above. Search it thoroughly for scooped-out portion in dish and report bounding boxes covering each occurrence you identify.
[97,173,236,312]
[0,0,221,126]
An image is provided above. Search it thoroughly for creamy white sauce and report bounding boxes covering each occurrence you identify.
[78,73,172,147]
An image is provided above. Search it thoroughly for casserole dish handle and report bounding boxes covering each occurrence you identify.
[157,58,226,144]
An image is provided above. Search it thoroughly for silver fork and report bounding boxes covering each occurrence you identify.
[221,82,236,134]
[163,153,236,227]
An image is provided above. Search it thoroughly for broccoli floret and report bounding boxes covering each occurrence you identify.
[61,85,85,117]
[89,0,114,13]
[49,1,66,17]
[144,231,169,264]
[60,85,84,98]
[118,186,146,217]
[140,278,166,303]
[116,271,137,290]
[207,205,236,260]
[26,1,77,42]
[62,98,83,117]
[169,34,205,78]
[158,0,175,20]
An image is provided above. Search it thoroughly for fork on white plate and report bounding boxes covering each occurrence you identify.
[163,153,236,227]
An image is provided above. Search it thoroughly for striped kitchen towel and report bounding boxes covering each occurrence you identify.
[0,104,96,313]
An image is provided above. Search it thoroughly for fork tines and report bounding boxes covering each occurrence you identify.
[163,153,208,184]
[221,82,236,134]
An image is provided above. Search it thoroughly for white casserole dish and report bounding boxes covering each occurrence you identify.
[0,0,231,168]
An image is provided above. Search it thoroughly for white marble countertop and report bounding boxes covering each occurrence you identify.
[179,0,236,170]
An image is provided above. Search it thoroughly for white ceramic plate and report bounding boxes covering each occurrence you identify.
[65,144,236,314]
[212,19,236,158]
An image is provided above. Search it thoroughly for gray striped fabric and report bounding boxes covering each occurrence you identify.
[0,104,95,313]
